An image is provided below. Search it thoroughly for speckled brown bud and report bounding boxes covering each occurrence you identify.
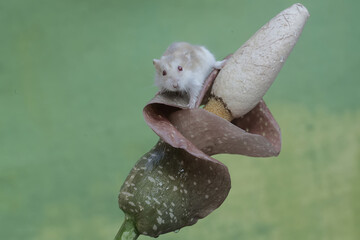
[119,140,230,237]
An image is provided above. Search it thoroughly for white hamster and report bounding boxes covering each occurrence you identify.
[153,42,225,108]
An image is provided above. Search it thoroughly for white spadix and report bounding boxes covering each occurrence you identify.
[211,3,310,118]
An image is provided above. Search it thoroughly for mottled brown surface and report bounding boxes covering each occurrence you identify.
[118,140,231,237]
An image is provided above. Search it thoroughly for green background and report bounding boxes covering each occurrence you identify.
[1,0,359,239]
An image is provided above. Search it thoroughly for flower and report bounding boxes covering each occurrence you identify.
[115,3,309,239]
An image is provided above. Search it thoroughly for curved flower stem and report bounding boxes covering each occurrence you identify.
[114,215,139,240]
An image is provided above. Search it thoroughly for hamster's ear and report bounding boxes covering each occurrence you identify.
[153,59,160,70]
[185,52,191,62]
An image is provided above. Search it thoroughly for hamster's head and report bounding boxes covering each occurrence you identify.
[153,55,192,92]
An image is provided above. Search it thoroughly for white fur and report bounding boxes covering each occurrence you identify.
[153,42,224,108]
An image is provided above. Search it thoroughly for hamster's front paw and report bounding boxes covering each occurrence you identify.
[187,100,197,109]
[214,59,227,69]
[187,103,195,109]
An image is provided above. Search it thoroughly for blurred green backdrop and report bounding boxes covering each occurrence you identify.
[1,0,359,239]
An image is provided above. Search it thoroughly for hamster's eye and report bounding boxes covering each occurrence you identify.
[178,66,183,71]
[162,70,167,76]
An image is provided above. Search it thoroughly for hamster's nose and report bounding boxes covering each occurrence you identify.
[173,83,179,89]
